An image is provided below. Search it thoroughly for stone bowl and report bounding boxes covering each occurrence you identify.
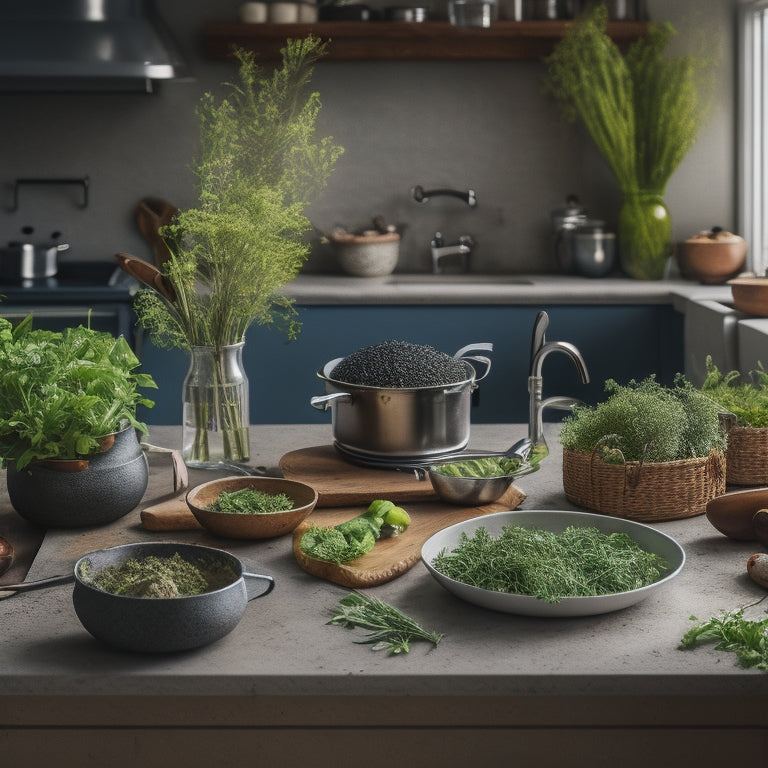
[186,476,318,539]
[72,542,274,653]
[331,232,400,277]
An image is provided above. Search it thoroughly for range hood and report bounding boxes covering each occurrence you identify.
[0,0,188,93]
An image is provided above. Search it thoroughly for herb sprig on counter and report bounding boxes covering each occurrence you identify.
[432,524,668,603]
[680,608,768,671]
[328,591,443,656]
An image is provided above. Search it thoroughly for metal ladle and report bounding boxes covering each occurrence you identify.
[0,574,73,601]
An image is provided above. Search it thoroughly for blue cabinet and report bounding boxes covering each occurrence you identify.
[136,303,684,426]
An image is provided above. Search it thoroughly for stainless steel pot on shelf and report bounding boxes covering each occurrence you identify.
[310,343,492,460]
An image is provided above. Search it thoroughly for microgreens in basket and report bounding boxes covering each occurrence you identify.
[559,375,724,463]
[700,356,768,428]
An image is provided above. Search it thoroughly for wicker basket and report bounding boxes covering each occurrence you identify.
[562,448,726,522]
[725,425,768,485]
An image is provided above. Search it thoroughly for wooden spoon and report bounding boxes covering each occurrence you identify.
[114,252,176,302]
[0,536,14,577]
[135,197,178,267]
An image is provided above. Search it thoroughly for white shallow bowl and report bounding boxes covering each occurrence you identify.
[420,509,685,617]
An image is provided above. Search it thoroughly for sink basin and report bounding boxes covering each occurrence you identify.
[386,274,533,285]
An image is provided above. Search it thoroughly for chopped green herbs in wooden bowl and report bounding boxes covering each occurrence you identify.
[186,476,318,539]
[421,510,684,617]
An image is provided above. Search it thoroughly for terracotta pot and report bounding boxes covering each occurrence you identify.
[683,228,747,284]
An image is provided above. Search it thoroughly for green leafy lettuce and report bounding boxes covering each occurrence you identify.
[0,315,156,468]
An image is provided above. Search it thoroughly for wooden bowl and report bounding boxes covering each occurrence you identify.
[729,277,768,316]
[705,486,768,540]
[684,236,747,284]
[186,476,318,539]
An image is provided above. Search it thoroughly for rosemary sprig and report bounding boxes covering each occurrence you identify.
[328,591,443,656]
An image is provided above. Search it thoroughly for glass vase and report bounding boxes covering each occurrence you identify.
[182,343,250,468]
[618,191,672,280]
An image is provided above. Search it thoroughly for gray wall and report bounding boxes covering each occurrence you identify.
[0,0,736,275]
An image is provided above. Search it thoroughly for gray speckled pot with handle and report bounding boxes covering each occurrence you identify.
[72,542,275,653]
[5,425,149,528]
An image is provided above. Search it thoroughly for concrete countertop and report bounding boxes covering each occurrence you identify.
[285,273,734,307]
[2,423,767,700]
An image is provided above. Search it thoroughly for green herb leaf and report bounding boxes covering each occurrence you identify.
[680,609,768,670]
[545,6,715,195]
[701,356,768,428]
[0,317,156,468]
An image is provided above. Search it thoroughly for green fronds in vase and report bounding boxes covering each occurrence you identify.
[135,36,343,352]
[545,5,715,196]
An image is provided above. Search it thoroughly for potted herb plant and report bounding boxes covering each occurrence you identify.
[0,315,157,527]
[120,37,343,468]
[560,376,726,521]
[545,6,715,280]
[701,356,768,485]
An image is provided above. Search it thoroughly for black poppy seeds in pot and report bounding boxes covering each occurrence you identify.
[330,340,469,388]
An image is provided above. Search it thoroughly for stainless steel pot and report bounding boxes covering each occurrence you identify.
[310,343,492,459]
[0,241,69,281]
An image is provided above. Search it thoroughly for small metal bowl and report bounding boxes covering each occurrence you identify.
[186,476,318,539]
[427,463,540,506]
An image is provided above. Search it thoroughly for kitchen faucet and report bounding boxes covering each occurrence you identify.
[527,311,590,460]
[430,231,475,273]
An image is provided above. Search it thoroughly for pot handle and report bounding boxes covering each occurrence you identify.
[311,392,352,411]
[453,342,493,382]
[243,572,275,601]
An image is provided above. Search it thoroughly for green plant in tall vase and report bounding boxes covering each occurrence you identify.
[545,5,715,280]
[122,37,343,467]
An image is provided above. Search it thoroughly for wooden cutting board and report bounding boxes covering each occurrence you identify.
[292,484,526,588]
[141,444,443,531]
[279,445,440,507]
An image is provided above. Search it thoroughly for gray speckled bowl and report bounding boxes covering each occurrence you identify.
[72,542,274,653]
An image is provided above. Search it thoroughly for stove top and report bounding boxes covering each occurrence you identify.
[0,261,136,300]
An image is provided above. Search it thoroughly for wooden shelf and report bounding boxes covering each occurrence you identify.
[202,19,649,62]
